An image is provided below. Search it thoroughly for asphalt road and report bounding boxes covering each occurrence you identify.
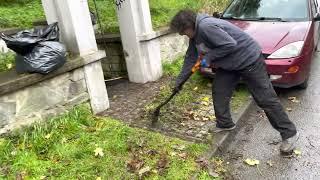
[220,52,320,180]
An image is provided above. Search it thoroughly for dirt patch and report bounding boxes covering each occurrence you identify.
[101,78,168,123]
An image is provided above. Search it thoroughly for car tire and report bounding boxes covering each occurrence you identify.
[298,77,309,89]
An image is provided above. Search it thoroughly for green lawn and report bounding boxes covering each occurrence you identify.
[0,104,229,179]
[0,52,15,73]
[0,0,229,32]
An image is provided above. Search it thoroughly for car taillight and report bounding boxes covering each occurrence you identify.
[287,66,300,73]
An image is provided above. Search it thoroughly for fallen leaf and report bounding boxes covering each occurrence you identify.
[16,171,27,180]
[94,147,104,157]
[138,166,151,177]
[61,138,67,144]
[40,175,47,180]
[202,117,209,121]
[188,111,194,115]
[201,101,209,106]
[44,134,52,139]
[96,177,102,180]
[127,156,144,173]
[157,155,169,169]
[267,160,273,167]
[178,152,187,159]
[244,158,260,166]
[209,115,216,121]
[170,152,177,156]
[288,97,300,103]
[194,116,201,121]
[193,87,198,91]
[196,157,209,169]
[208,168,219,178]
[156,154,169,175]
[294,149,302,156]
[11,151,17,156]
[286,108,293,112]
[147,149,158,156]
[202,97,210,102]
[6,63,12,69]
[172,145,186,151]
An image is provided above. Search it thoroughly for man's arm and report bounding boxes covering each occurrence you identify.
[201,25,237,62]
[175,39,198,88]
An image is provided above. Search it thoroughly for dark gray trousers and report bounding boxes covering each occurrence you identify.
[213,56,297,140]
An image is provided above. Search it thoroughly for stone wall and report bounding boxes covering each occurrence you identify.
[98,42,127,79]
[159,33,188,63]
[0,68,89,134]
[97,31,188,79]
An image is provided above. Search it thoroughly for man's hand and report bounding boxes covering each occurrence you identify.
[201,59,210,68]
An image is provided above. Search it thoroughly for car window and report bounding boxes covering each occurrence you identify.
[223,0,309,21]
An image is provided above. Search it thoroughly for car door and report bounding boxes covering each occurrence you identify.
[312,0,320,47]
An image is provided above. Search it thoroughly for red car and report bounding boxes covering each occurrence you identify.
[207,0,320,88]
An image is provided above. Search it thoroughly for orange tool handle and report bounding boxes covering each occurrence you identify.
[191,55,203,73]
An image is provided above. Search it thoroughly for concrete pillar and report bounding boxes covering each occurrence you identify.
[116,0,162,83]
[42,0,109,114]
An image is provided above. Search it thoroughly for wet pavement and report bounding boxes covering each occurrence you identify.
[220,53,320,179]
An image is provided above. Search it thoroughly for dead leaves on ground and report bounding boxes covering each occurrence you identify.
[94,147,104,157]
[156,153,169,175]
[267,160,273,167]
[127,155,145,173]
[126,152,169,178]
[294,149,302,156]
[185,109,216,122]
[288,97,300,103]
[244,158,260,166]
[196,158,226,178]
[286,107,293,112]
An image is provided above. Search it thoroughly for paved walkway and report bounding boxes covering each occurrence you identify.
[101,77,217,142]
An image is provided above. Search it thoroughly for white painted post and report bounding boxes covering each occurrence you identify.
[116,0,162,83]
[41,0,109,114]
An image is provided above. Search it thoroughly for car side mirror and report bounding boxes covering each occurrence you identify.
[213,12,222,18]
[314,13,320,21]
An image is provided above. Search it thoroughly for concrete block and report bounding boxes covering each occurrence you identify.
[0,102,16,128]
[84,61,109,114]
[70,68,85,82]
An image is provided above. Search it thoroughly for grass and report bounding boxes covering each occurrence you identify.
[0,52,15,73]
[0,104,229,179]
[0,0,230,32]
[0,0,45,30]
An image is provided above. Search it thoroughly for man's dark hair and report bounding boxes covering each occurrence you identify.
[170,9,197,34]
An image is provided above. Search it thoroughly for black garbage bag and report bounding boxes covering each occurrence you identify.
[0,22,59,55]
[15,41,66,74]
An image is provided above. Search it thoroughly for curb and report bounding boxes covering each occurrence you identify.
[200,97,254,160]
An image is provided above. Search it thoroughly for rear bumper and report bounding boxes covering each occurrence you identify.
[266,55,309,88]
[200,55,309,88]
